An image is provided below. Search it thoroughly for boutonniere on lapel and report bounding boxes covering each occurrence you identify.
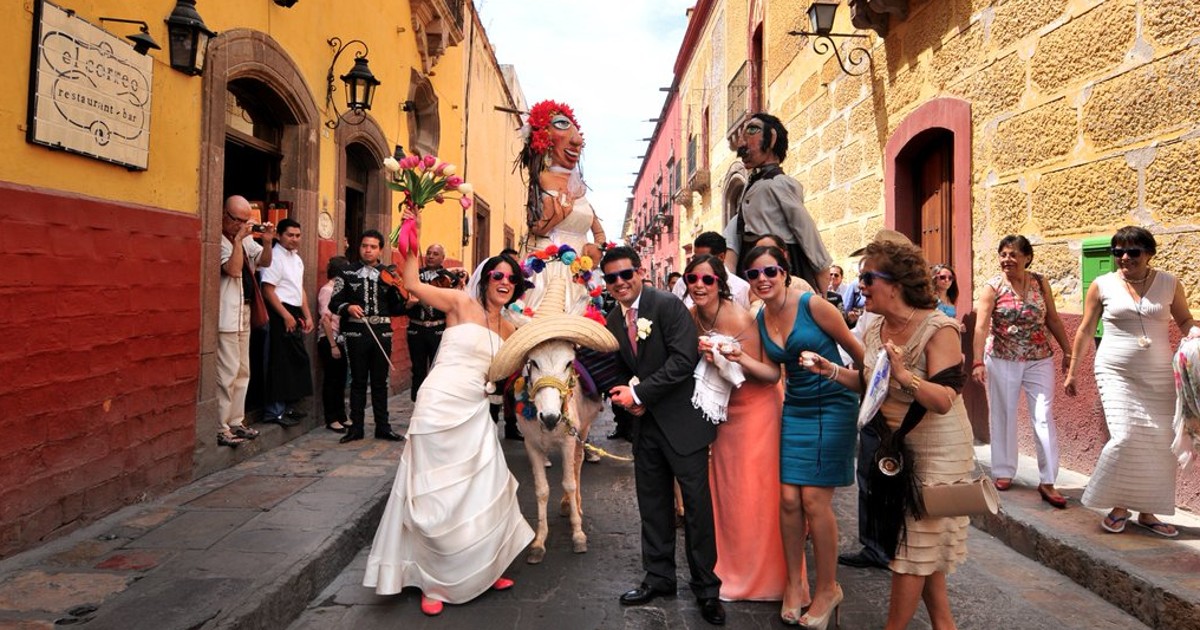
[636,317,653,341]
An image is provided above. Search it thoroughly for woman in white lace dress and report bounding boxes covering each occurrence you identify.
[1065,226,1199,538]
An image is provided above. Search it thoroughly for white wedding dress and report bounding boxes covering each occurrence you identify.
[363,323,533,603]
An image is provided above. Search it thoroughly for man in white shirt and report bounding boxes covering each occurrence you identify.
[217,195,274,446]
[671,231,751,308]
[260,218,314,426]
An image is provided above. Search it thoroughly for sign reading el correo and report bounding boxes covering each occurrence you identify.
[27,1,153,170]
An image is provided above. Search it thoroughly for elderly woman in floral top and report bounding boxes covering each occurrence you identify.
[972,235,1073,508]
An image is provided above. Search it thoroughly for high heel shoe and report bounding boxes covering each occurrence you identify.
[799,584,843,630]
[492,576,514,591]
[781,605,802,625]
[420,594,444,616]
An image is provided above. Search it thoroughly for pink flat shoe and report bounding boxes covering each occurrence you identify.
[492,577,515,591]
[420,595,444,616]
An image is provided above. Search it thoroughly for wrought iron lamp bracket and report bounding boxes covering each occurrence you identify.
[325,37,370,129]
[788,30,872,76]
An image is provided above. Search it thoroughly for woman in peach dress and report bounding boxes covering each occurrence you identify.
[685,254,792,603]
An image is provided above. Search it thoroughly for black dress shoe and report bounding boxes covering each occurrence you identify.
[339,433,364,444]
[504,428,524,441]
[698,598,726,625]
[838,549,889,569]
[263,415,300,427]
[619,583,674,605]
[375,430,405,441]
[285,409,307,420]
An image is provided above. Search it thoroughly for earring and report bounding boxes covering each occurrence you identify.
[542,153,552,168]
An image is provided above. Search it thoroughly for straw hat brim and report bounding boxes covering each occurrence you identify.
[850,228,913,257]
[488,314,618,381]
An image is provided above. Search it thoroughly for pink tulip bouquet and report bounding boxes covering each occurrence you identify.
[384,154,474,257]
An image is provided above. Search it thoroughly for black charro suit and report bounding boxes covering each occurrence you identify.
[605,286,721,600]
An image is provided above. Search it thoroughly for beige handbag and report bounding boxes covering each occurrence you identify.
[920,476,1001,518]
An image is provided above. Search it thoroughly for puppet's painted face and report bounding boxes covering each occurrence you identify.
[734,116,773,169]
[547,114,584,170]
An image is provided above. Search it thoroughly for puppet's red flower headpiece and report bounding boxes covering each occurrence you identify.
[526,100,580,154]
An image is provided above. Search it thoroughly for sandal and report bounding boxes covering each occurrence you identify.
[326,421,347,433]
[231,425,259,440]
[217,432,246,448]
[1101,512,1129,533]
[1133,518,1178,538]
[993,478,1013,491]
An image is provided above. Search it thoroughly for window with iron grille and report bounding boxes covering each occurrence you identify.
[728,61,749,132]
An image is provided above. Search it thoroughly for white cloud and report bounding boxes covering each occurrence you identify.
[476,0,694,239]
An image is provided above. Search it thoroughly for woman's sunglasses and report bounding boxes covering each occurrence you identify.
[488,270,519,283]
[858,270,896,286]
[936,273,954,281]
[685,273,717,286]
[745,265,785,281]
[1111,247,1144,259]
[602,268,637,284]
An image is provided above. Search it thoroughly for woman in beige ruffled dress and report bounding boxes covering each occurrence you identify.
[803,237,973,630]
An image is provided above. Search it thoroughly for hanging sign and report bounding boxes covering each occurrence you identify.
[26,0,154,170]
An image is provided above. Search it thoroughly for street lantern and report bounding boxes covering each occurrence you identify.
[340,57,380,112]
[165,0,216,76]
[807,1,839,36]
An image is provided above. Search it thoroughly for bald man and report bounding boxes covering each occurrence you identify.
[217,195,275,446]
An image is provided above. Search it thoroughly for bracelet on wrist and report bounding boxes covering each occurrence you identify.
[971,360,984,369]
[826,364,840,382]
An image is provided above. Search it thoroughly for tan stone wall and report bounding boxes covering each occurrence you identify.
[744,0,1200,313]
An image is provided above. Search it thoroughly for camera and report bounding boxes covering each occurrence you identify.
[251,224,266,233]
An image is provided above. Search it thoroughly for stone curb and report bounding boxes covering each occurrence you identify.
[208,475,391,630]
[972,447,1200,630]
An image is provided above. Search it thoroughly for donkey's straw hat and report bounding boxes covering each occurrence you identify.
[487,273,618,381]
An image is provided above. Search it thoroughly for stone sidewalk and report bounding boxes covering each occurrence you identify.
[972,446,1200,630]
[0,392,1196,629]
[0,397,413,630]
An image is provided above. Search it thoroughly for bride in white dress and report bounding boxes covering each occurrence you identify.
[362,211,533,616]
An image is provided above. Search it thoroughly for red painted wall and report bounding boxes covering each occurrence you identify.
[631,93,684,283]
[1011,313,1199,513]
[0,182,198,556]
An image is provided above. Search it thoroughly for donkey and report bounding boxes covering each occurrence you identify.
[518,340,604,564]
[490,271,617,565]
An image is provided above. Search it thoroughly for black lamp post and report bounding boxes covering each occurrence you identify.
[165,0,216,76]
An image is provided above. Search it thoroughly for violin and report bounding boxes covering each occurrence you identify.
[378,265,410,301]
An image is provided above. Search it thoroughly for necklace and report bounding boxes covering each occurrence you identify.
[483,308,502,393]
[1003,272,1034,335]
[696,299,723,335]
[764,293,790,344]
[1122,269,1151,285]
[883,307,916,340]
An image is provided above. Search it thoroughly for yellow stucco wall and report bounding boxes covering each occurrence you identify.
[459,9,527,268]
[679,0,1200,313]
[2,0,474,248]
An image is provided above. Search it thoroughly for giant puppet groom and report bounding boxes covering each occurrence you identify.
[601,246,726,626]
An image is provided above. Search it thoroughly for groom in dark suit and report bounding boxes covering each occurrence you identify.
[601,246,725,626]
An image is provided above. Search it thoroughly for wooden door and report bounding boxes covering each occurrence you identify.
[916,141,952,267]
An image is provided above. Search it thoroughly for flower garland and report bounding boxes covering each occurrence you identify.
[508,243,606,324]
[511,376,538,421]
[525,100,581,154]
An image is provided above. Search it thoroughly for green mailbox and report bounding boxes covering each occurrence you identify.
[1081,236,1113,337]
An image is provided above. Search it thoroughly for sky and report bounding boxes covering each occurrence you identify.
[475,0,696,240]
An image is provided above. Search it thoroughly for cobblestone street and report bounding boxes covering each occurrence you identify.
[288,408,1147,630]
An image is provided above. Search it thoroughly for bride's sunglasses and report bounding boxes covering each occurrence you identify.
[488,270,518,283]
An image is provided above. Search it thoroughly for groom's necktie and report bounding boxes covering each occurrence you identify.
[626,307,638,355]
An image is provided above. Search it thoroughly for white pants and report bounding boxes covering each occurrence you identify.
[985,355,1059,484]
[216,305,251,433]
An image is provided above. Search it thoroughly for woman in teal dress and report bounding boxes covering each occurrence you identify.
[745,244,862,627]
